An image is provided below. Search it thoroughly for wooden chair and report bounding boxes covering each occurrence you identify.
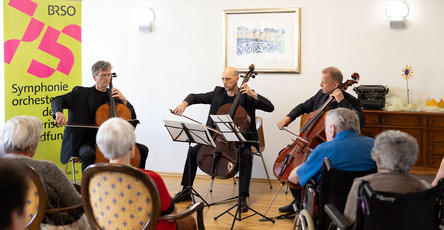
[81,163,205,230]
[251,116,273,189]
[23,164,83,230]
[24,164,48,230]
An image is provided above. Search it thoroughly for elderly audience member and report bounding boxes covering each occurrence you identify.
[0,159,28,230]
[282,108,376,213]
[1,116,88,229]
[96,117,196,230]
[343,130,428,222]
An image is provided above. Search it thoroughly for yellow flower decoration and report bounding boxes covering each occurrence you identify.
[402,65,413,80]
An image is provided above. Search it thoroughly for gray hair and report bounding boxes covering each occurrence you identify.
[325,108,360,134]
[91,60,112,76]
[322,66,343,84]
[1,116,43,153]
[96,117,136,160]
[371,130,418,173]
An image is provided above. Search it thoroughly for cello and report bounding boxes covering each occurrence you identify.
[94,73,141,167]
[273,72,360,188]
[197,64,257,179]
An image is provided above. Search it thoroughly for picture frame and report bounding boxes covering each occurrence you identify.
[224,8,301,73]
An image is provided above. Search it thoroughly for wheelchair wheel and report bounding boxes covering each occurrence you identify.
[293,209,315,230]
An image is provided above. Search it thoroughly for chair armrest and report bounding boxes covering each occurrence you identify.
[46,203,83,213]
[324,204,352,230]
[160,202,205,230]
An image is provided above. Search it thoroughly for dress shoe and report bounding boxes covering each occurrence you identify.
[172,190,192,204]
[240,196,248,213]
[278,199,298,213]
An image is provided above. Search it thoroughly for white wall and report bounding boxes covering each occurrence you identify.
[2,0,444,179]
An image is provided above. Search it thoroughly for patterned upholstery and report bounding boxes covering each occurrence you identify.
[24,178,40,223]
[89,172,152,229]
[23,164,48,230]
[82,163,161,230]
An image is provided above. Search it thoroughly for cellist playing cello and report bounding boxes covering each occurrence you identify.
[276,67,365,214]
[51,60,149,171]
[171,66,274,212]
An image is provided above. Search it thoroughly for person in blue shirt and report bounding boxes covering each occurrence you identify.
[286,108,377,211]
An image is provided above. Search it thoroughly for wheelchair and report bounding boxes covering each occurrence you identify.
[325,178,444,230]
[293,158,377,230]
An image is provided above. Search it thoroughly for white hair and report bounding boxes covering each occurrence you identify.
[371,130,418,173]
[1,116,42,153]
[96,117,136,160]
[325,108,360,134]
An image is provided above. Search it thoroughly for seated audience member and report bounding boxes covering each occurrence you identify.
[343,130,428,223]
[282,108,376,213]
[432,157,444,187]
[96,117,196,230]
[1,116,88,229]
[0,159,28,230]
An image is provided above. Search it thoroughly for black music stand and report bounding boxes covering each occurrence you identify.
[163,120,216,206]
[210,115,274,229]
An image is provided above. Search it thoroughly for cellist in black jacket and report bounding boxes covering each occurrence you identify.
[51,60,149,171]
[171,66,274,212]
[276,66,364,214]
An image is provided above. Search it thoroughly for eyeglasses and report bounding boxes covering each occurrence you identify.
[98,73,112,78]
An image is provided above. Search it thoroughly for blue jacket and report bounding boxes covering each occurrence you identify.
[297,130,376,186]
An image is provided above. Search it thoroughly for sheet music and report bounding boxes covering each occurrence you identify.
[163,120,188,141]
[163,120,216,147]
[183,122,216,147]
[210,114,246,142]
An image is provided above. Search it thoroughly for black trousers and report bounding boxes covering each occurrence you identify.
[77,142,149,171]
[290,187,302,206]
[180,144,253,197]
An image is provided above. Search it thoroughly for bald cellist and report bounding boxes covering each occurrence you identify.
[276,66,365,214]
[171,66,274,212]
[51,60,149,171]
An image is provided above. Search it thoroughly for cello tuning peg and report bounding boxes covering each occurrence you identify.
[112,72,117,78]
[351,72,360,81]
[240,75,245,78]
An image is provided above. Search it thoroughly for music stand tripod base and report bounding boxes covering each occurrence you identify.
[164,119,216,207]
[209,114,275,229]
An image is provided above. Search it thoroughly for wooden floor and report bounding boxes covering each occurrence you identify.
[161,173,295,230]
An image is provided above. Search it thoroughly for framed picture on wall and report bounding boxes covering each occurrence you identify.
[224,8,301,73]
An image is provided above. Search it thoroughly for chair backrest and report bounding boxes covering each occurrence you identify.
[256,116,265,153]
[355,180,443,230]
[81,163,161,230]
[318,158,377,230]
[23,164,48,230]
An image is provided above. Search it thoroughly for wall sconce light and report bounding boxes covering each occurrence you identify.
[386,1,409,29]
[138,7,156,33]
